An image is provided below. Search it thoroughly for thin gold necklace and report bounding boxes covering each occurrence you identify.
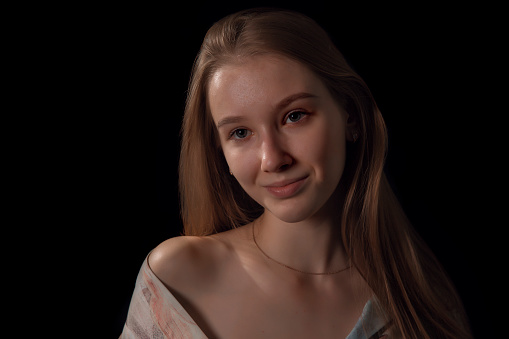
[252,221,352,275]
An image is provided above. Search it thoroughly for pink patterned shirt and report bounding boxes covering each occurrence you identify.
[121,256,390,338]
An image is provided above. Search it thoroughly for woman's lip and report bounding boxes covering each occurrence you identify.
[264,176,308,188]
[264,176,308,198]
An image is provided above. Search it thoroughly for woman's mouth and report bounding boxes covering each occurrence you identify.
[264,176,308,198]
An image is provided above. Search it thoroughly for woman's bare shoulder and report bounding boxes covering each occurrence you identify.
[147,230,249,293]
[149,236,219,287]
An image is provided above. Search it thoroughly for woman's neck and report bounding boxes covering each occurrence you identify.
[253,201,348,276]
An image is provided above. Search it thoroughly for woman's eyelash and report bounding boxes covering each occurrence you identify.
[227,111,310,141]
[228,128,251,140]
[284,110,309,124]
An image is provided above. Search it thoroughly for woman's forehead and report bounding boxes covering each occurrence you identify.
[207,55,326,118]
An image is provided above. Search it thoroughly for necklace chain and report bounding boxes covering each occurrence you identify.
[252,221,351,276]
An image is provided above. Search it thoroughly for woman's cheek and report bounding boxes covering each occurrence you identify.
[301,118,346,183]
[225,146,259,185]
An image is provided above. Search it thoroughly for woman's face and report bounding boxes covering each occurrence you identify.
[208,54,352,223]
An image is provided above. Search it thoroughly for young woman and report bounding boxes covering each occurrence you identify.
[121,8,472,338]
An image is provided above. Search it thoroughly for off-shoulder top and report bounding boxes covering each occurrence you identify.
[121,255,391,338]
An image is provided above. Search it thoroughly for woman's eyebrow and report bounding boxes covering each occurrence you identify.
[217,116,247,129]
[216,92,317,129]
[275,92,317,111]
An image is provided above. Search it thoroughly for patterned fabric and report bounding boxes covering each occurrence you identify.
[347,301,391,339]
[121,256,207,338]
[121,256,390,338]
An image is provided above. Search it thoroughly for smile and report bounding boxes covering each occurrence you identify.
[264,176,308,198]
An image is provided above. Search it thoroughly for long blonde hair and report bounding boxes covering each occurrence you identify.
[179,8,471,338]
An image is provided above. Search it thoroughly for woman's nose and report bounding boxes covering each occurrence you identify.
[260,133,294,173]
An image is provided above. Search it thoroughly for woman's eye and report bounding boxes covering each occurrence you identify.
[285,111,306,123]
[230,128,251,140]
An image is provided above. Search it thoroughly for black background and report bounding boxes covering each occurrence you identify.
[50,2,502,337]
